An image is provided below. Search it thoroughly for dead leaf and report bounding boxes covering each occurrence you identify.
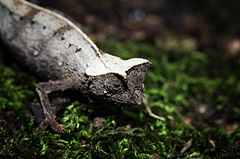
[183,116,192,126]
[225,124,237,134]
[126,124,131,130]
[196,104,208,114]
[226,38,240,56]
[93,117,105,128]
[150,153,159,159]
[55,143,65,146]
[209,139,216,147]
[181,138,193,153]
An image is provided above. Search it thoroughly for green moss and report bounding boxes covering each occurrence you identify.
[0,48,37,111]
[0,40,239,158]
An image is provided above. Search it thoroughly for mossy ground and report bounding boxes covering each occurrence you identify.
[0,40,240,159]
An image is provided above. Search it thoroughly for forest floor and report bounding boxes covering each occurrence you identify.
[0,0,240,158]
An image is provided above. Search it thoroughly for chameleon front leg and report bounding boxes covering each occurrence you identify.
[30,97,71,124]
[35,78,80,133]
[143,97,166,121]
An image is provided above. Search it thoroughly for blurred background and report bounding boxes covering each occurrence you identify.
[36,0,240,56]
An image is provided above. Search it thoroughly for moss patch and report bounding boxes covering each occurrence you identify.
[0,41,239,158]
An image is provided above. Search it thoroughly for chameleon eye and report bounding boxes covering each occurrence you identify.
[104,75,124,94]
[112,79,121,87]
[107,76,121,87]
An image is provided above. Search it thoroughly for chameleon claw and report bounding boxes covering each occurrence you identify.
[35,118,65,133]
[49,119,66,133]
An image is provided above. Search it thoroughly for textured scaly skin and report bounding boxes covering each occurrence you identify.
[0,0,151,132]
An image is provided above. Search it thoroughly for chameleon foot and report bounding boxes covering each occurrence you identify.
[35,118,65,133]
[30,97,70,123]
[49,118,66,133]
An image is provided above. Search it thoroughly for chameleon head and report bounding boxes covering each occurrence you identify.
[88,61,151,105]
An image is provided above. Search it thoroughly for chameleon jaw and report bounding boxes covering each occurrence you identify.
[88,62,151,105]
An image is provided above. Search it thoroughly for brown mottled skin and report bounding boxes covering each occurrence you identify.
[0,0,151,132]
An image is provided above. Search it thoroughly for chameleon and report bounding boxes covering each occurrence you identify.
[0,0,165,133]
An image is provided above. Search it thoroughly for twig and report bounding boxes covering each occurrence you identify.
[181,138,193,153]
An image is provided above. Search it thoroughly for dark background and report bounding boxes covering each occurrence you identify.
[36,0,240,56]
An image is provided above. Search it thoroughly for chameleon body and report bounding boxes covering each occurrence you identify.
[0,0,151,132]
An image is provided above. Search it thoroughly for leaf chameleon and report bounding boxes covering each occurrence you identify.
[0,0,164,133]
